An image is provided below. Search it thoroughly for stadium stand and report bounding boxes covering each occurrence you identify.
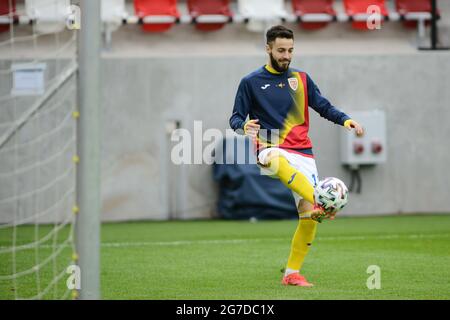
[134,0,180,32]
[0,0,15,33]
[187,0,232,32]
[24,0,70,33]
[102,1,128,32]
[396,0,437,29]
[292,0,336,30]
[237,0,289,32]
[102,0,129,48]
[0,0,447,50]
[343,0,389,30]
[397,0,433,14]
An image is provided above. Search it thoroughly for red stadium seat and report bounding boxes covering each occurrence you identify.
[396,0,431,13]
[134,0,180,33]
[343,0,389,30]
[0,0,16,33]
[292,0,336,30]
[187,0,231,32]
[396,0,438,29]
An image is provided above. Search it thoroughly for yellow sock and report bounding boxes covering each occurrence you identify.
[286,217,318,273]
[267,156,315,205]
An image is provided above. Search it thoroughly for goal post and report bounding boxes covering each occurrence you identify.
[75,0,102,300]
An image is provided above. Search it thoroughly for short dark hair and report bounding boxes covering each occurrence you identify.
[266,25,294,45]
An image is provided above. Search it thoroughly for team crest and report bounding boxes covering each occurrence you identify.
[288,77,298,91]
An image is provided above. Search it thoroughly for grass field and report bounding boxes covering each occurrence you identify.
[1,214,450,300]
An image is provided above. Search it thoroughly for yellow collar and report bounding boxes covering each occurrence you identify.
[265,64,283,75]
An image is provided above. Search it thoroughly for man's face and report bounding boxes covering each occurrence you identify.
[266,38,294,72]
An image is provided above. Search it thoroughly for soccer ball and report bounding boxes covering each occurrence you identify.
[314,177,349,213]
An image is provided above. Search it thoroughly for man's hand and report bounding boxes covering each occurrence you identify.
[344,119,364,137]
[244,119,260,141]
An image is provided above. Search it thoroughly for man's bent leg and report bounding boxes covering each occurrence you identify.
[265,151,315,205]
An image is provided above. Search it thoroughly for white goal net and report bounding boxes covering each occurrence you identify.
[0,0,78,300]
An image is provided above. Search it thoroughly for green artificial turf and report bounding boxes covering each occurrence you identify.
[1,215,449,300]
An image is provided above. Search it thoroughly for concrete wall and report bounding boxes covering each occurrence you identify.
[1,54,450,223]
[100,52,450,221]
[2,0,450,222]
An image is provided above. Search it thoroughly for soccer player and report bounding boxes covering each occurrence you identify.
[229,25,364,287]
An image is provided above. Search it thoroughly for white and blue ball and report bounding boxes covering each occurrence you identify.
[314,177,349,213]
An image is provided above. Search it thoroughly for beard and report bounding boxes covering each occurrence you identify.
[269,52,291,73]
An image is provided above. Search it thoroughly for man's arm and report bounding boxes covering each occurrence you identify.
[230,78,251,133]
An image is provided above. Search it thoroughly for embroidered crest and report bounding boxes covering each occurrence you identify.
[288,77,298,91]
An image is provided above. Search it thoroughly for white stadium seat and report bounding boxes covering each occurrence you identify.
[237,0,289,32]
[25,0,71,34]
[102,0,128,29]
[102,0,129,48]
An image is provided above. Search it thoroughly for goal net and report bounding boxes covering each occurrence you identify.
[0,0,78,300]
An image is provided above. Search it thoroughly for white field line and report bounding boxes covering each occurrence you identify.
[1,233,449,251]
[101,233,450,247]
